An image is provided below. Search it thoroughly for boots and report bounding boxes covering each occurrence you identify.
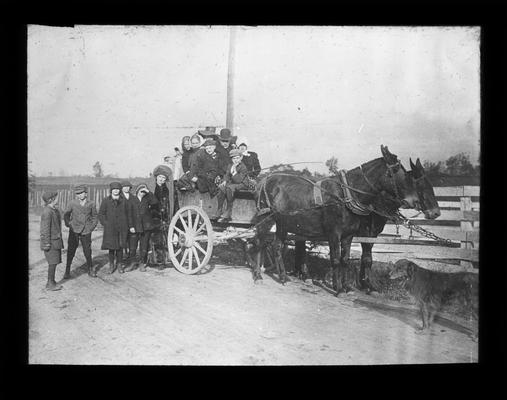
[117,250,125,274]
[88,261,97,277]
[63,264,72,280]
[46,264,63,291]
[218,203,233,223]
[107,252,116,274]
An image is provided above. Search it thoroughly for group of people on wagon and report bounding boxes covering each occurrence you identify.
[166,127,261,222]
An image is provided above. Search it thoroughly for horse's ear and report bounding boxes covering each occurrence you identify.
[380,145,387,158]
[416,158,423,169]
[410,158,416,170]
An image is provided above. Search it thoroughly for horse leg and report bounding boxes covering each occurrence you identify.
[329,235,344,295]
[359,243,377,293]
[294,240,309,281]
[273,230,289,285]
[340,236,355,293]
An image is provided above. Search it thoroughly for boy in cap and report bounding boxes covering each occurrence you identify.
[98,182,130,274]
[120,180,138,269]
[40,192,64,290]
[216,149,249,222]
[63,184,99,278]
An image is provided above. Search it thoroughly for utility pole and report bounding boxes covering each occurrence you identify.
[226,26,237,132]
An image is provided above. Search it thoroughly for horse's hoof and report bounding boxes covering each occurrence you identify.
[415,327,428,335]
[254,278,263,285]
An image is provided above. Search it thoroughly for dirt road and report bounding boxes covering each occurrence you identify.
[28,212,477,365]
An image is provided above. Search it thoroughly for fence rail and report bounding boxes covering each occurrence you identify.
[355,185,480,271]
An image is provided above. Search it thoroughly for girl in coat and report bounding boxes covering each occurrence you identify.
[40,191,64,291]
[98,181,130,274]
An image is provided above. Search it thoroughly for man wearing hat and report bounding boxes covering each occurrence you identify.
[40,191,64,291]
[120,180,139,269]
[238,140,261,178]
[63,184,98,278]
[216,148,249,222]
[189,138,225,198]
[98,182,130,274]
[216,128,237,171]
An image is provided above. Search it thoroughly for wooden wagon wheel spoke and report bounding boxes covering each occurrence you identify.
[193,235,209,242]
[187,210,193,230]
[192,247,201,267]
[195,222,206,235]
[173,226,185,236]
[194,242,207,256]
[193,212,200,230]
[179,248,189,267]
[179,215,189,231]
[174,248,182,257]
[188,248,193,269]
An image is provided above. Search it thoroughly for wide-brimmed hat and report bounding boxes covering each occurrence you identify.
[135,183,149,195]
[203,138,217,147]
[109,181,122,190]
[197,127,216,137]
[42,191,58,203]
[120,180,132,188]
[74,184,87,194]
[219,128,237,143]
[229,149,243,158]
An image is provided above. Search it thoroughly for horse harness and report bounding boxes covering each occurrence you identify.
[256,160,404,219]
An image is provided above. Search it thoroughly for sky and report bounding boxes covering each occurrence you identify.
[27,25,480,177]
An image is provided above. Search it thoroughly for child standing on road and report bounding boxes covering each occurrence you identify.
[40,191,64,291]
[98,182,131,274]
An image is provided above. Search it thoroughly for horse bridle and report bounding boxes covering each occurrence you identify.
[357,159,405,207]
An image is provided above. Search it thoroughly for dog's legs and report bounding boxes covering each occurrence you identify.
[415,301,430,334]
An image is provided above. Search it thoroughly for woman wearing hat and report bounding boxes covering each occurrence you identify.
[63,184,98,278]
[125,183,160,272]
[98,182,130,274]
[40,192,64,291]
[216,149,249,222]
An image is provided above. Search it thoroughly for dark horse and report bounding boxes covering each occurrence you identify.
[293,157,440,293]
[248,146,439,295]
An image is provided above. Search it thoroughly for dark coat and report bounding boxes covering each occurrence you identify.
[224,162,248,185]
[242,151,261,177]
[121,193,137,230]
[190,150,223,180]
[181,149,194,173]
[98,195,129,250]
[130,192,160,232]
[40,206,64,250]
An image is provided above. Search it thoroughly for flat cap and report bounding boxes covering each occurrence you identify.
[74,184,87,194]
[42,191,58,203]
[120,180,132,188]
[229,149,243,158]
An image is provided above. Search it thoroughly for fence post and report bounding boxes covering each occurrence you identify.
[460,194,474,270]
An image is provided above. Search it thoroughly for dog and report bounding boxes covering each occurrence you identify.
[389,259,478,341]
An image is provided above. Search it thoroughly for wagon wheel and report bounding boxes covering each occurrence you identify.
[168,205,214,274]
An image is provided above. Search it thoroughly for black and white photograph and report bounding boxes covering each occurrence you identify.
[27,24,480,365]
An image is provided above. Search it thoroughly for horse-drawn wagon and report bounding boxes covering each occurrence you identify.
[155,188,259,275]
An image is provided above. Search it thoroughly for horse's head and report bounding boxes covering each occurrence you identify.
[378,145,419,209]
[408,158,441,219]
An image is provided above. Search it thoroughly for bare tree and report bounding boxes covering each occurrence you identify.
[93,161,104,178]
[325,156,339,175]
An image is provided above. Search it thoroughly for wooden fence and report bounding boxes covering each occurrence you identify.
[354,185,480,271]
[29,186,110,212]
